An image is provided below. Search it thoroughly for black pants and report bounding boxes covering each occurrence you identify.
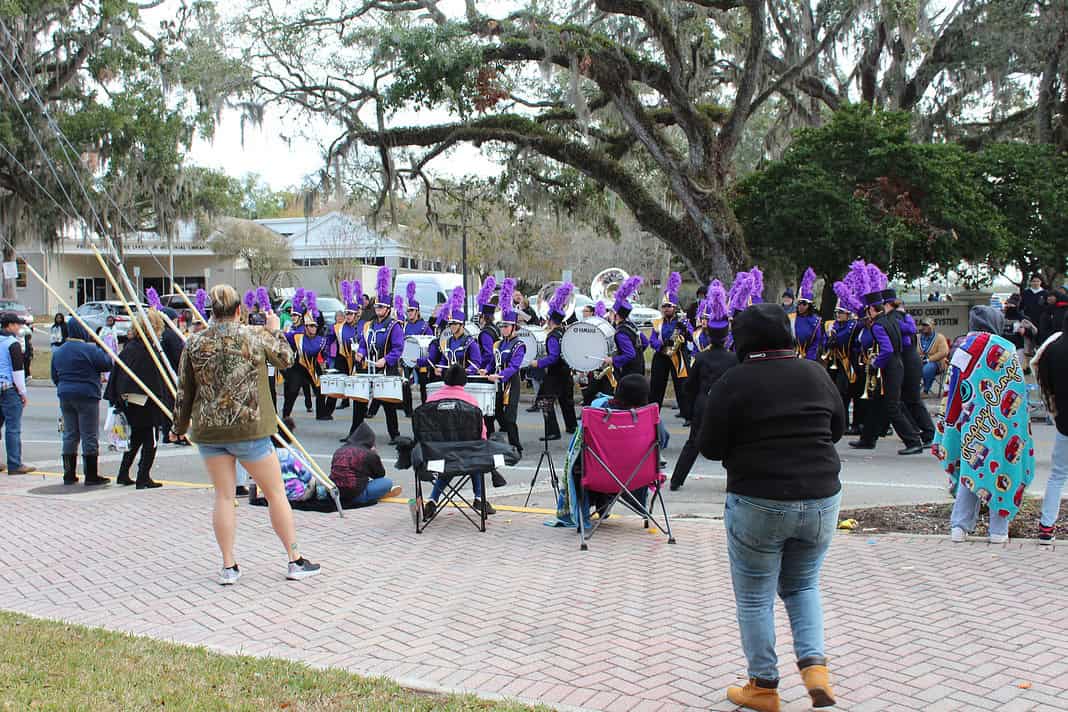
[350,398,400,440]
[118,425,157,483]
[670,397,705,489]
[650,353,691,418]
[901,348,935,443]
[861,356,920,447]
[283,370,326,418]
[268,370,278,414]
[539,378,577,438]
[836,366,866,431]
[494,379,522,452]
[302,383,312,411]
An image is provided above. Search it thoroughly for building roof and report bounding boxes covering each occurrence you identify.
[255,212,407,259]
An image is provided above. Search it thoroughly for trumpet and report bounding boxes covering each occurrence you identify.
[859,346,882,400]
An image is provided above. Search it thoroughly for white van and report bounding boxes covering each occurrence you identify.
[400,272,464,320]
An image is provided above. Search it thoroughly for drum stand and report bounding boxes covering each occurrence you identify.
[524,395,561,507]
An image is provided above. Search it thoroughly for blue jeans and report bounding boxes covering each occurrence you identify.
[950,485,1009,536]
[353,477,395,504]
[429,473,483,501]
[922,362,940,393]
[0,387,24,469]
[1041,431,1068,527]
[725,491,841,681]
[60,396,100,456]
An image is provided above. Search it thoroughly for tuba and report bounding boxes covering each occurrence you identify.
[535,281,576,322]
[590,267,629,304]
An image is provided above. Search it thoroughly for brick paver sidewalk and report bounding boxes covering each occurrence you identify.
[1,476,1065,711]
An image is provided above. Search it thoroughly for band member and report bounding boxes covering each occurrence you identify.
[581,304,594,320]
[580,300,612,404]
[486,277,525,454]
[604,276,645,383]
[689,302,716,354]
[793,268,824,361]
[827,282,863,433]
[348,267,404,443]
[884,289,935,445]
[671,280,737,490]
[421,287,481,374]
[403,281,433,411]
[849,265,923,454]
[476,276,501,434]
[649,272,692,421]
[535,282,578,441]
[282,294,334,420]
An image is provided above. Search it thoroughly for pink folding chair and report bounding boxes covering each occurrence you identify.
[577,403,676,550]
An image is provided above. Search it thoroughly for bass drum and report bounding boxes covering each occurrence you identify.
[561,316,617,372]
[516,327,547,367]
[401,335,434,367]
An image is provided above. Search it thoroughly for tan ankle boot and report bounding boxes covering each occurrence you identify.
[800,664,836,707]
[726,680,781,712]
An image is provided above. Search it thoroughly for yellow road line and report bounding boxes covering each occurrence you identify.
[29,470,210,489]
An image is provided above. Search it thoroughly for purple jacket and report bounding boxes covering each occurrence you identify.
[403,319,433,337]
[793,313,824,361]
[358,318,404,367]
[871,323,894,369]
[612,329,637,370]
[496,337,526,381]
[650,317,692,352]
[422,334,481,374]
[535,330,563,370]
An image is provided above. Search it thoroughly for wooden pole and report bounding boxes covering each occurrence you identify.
[89,246,177,398]
[23,262,174,419]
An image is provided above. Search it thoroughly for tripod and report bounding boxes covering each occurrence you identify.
[524,395,562,507]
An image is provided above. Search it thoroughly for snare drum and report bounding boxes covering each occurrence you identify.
[372,375,405,403]
[466,382,497,417]
[344,374,373,403]
[516,327,547,368]
[401,335,433,367]
[561,316,617,372]
[322,373,345,397]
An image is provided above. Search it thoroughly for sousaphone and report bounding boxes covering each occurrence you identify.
[590,267,629,304]
[535,281,576,322]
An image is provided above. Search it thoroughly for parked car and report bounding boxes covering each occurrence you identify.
[68,301,145,341]
[159,293,210,317]
[404,272,464,321]
[277,296,346,326]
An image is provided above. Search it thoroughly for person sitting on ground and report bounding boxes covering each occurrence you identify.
[918,318,949,394]
[331,422,403,507]
[698,302,845,712]
[935,305,1035,546]
[422,363,494,518]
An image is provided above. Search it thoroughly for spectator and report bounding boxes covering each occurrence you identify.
[98,315,119,356]
[49,313,68,350]
[1021,275,1047,326]
[1003,293,1038,372]
[422,363,493,518]
[22,328,33,381]
[331,422,402,506]
[780,288,795,315]
[173,284,320,585]
[0,313,34,475]
[699,303,844,711]
[51,318,112,485]
[685,284,708,324]
[918,318,949,394]
[1034,330,1068,544]
[105,312,168,489]
[1039,291,1061,344]
[935,306,1035,545]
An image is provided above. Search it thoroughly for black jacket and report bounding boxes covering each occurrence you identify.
[1038,334,1068,435]
[686,346,737,427]
[105,339,171,430]
[699,304,844,501]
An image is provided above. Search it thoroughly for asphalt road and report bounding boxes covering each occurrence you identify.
[15,375,1059,517]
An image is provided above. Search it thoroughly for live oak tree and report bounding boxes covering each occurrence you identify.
[206,216,293,288]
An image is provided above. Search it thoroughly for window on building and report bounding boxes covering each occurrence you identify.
[15,258,26,288]
[293,258,328,267]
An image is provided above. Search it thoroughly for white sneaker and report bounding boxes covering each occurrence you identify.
[286,558,321,581]
[218,565,241,586]
[989,533,1009,544]
[950,527,967,543]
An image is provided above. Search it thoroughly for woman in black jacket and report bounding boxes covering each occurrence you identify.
[105,313,170,489]
[698,303,844,712]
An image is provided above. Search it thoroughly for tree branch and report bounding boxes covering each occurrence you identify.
[718,0,767,166]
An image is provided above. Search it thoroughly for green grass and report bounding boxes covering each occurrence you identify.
[0,611,545,711]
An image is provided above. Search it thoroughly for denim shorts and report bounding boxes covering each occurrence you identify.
[197,437,275,463]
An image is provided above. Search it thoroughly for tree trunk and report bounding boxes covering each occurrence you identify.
[2,242,16,301]
[819,278,837,321]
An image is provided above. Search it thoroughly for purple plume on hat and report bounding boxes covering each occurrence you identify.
[305,291,319,317]
[374,266,392,306]
[498,278,518,323]
[406,280,418,309]
[865,263,888,292]
[662,271,682,306]
[194,288,208,318]
[844,260,868,300]
[146,287,163,311]
[394,295,404,314]
[748,266,764,304]
[799,267,817,302]
[340,280,355,306]
[833,280,862,315]
[447,286,466,322]
[292,287,306,314]
[594,300,606,318]
[613,275,643,315]
[728,272,752,314]
[349,281,362,311]
[477,275,497,316]
[706,279,730,326]
[242,289,255,311]
[548,282,574,321]
[256,287,271,312]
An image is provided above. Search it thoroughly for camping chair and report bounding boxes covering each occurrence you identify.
[576,403,675,551]
[411,398,509,533]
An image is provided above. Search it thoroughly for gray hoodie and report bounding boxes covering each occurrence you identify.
[969,305,1005,335]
